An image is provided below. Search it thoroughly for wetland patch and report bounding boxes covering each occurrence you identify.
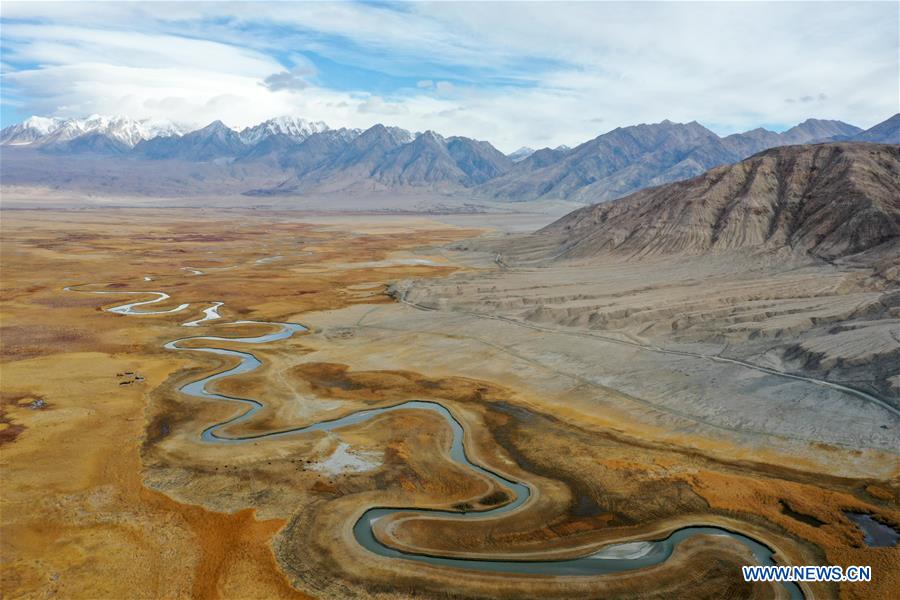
[845,512,900,547]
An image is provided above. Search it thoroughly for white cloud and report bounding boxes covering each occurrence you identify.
[357,96,410,116]
[2,23,275,75]
[435,81,455,95]
[785,93,829,104]
[263,67,313,92]
[1,1,896,150]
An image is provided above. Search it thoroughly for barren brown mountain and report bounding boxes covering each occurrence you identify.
[517,143,899,261]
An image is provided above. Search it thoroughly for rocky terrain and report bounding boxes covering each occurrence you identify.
[518,143,899,260]
[839,114,900,144]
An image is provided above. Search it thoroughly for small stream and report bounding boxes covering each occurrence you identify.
[64,286,190,315]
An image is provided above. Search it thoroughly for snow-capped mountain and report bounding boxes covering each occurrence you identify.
[388,126,416,144]
[331,127,364,142]
[1,114,338,149]
[507,146,536,162]
[137,118,185,140]
[239,116,330,144]
[0,115,186,147]
[0,116,65,145]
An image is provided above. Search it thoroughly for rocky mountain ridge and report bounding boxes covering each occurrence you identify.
[478,118,867,203]
[2,114,896,202]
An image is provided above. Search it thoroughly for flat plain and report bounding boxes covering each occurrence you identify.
[1,208,897,599]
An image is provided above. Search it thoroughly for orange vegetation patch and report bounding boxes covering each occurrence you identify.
[290,362,509,405]
[140,495,305,600]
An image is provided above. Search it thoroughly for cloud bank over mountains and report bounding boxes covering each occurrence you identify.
[1,2,897,151]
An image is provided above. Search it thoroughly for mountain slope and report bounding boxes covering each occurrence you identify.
[477,119,865,204]
[235,133,304,167]
[134,120,246,160]
[328,124,412,171]
[777,118,862,144]
[40,133,131,155]
[0,116,64,145]
[722,119,862,154]
[248,127,512,194]
[508,147,536,162]
[521,143,899,261]
[236,128,361,171]
[720,128,785,156]
[478,120,737,202]
[369,131,468,187]
[445,136,514,184]
[849,114,900,144]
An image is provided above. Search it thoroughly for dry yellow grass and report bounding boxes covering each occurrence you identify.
[0,209,472,599]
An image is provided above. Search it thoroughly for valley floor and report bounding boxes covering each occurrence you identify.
[1,209,897,599]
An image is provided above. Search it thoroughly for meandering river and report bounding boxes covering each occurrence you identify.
[72,287,804,598]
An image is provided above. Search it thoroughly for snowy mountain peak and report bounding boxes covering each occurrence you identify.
[0,115,186,147]
[197,120,233,133]
[239,116,330,144]
[385,126,414,144]
[22,116,64,134]
[1,114,333,148]
[417,130,446,143]
[140,118,185,139]
[0,116,64,145]
[508,146,536,162]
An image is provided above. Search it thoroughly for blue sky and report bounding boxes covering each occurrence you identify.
[1,1,897,150]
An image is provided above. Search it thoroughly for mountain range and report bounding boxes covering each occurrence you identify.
[478,118,867,203]
[1,113,896,203]
[248,127,514,195]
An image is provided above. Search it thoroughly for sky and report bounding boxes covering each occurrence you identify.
[0,1,897,151]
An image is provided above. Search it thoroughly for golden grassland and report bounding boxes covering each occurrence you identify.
[1,208,897,599]
[0,209,471,599]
